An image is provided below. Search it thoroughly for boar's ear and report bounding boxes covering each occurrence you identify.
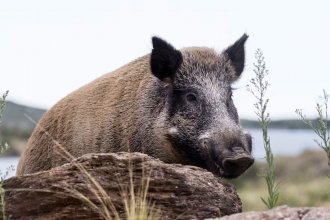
[225,33,248,79]
[150,36,183,83]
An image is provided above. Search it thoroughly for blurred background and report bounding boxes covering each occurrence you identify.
[1,0,330,211]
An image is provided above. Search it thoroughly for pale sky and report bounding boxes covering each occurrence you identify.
[1,0,330,119]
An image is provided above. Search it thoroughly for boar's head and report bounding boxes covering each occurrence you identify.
[150,34,253,178]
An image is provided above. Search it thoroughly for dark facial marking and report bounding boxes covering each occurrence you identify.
[166,87,203,119]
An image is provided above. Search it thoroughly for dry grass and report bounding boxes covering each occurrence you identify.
[121,162,161,220]
[49,139,161,220]
[22,114,161,220]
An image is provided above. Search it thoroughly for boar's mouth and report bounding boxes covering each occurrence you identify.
[166,134,254,178]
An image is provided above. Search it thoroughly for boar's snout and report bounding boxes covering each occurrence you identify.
[222,154,254,178]
[202,135,254,178]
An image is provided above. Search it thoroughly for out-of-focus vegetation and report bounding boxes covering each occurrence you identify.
[240,119,330,130]
[232,150,330,211]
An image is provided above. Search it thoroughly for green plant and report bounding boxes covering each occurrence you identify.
[296,90,330,167]
[247,49,280,209]
[0,90,9,220]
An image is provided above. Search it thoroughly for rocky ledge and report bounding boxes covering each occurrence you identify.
[3,153,329,219]
[3,152,241,219]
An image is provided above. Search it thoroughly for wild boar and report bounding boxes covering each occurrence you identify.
[17,34,254,178]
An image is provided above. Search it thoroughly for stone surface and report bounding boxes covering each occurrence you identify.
[208,205,330,220]
[3,152,242,220]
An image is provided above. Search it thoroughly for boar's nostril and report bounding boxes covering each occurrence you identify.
[222,155,254,175]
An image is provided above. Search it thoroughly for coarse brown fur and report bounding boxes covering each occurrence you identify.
[17,35,253,177]
[17,48,222,175]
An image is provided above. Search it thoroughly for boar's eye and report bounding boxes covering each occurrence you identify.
[185,93,198,103]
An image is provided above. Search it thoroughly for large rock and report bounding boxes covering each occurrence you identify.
[3,152,242,219]
[211,205,330,220]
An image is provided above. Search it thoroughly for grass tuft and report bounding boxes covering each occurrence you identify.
[121,160,161,220]
[54,144,160,219]
[247,49,280,209]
